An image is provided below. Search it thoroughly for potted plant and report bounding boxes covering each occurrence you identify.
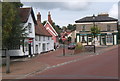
[74,42,84,54]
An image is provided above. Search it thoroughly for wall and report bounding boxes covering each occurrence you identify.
[76,21,118,33]
[34,35,54,54]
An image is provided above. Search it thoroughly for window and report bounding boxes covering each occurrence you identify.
[39,36,41,41]
[48,37,50,40]
[106,34,113,43]
[47,43,49,50]
[39,43,41,48]
[82,25,85,31]
[28,23,32,33]
[107,25,111,31]
[43,36,45,41]
[35,36,38,41]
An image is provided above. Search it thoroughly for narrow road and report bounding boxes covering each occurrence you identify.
[26,47,118,79]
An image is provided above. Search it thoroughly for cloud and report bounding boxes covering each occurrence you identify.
[22,2,90,11]
[109,3,118,18]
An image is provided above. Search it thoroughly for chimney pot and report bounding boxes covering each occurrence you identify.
[37,12,41,23]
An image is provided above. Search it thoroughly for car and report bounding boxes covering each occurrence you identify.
[68,43,76,49]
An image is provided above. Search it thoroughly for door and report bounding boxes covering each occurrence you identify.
[29,44,31,56]
[42,43,46,52]
[35,45,38,54]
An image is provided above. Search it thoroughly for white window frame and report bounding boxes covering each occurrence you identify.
[106,34,113,43]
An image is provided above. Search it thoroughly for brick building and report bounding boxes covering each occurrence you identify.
[75,14,118,46]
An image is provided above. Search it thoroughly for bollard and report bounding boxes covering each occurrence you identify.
[6,49,10,73]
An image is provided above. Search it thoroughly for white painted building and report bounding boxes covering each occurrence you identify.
[34,12,54,54]
[2,7,37,56]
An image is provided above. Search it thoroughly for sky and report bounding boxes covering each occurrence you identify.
[21,0,119,27]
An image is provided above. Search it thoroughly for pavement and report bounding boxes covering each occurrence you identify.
[1,45,118,80]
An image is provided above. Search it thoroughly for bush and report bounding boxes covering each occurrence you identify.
[75,42,83,50]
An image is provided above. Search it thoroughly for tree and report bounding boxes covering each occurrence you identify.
[62,26,67,32]
[90,26,100,44]
[0,3,2,49]
[52,22,61,36]
[67,24,76,31]
[91,26,100,36]
[42,20,47,26]
[2,2,24,49]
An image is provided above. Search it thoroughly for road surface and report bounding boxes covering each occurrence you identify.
[25,47,118,79]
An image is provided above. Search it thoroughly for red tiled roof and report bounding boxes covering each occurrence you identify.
[35,21,52,37]
[19,7,37,24]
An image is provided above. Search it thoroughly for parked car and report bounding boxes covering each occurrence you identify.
[68,43,76,49]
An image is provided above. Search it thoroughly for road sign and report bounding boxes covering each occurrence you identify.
[62,38,66,41]
[29,38,33,43]
[62,36,66,41]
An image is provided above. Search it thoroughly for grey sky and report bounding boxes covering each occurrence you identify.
[22,1,119,27]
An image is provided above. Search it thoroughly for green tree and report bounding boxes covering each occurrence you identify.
[91,26,100,36]
[0,2,2,49]
[67,24,76,31]
[90,26,100,44]
[2,2,24,49]
[42,20,47,26]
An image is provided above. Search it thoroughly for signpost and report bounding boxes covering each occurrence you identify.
[62,36,66,56]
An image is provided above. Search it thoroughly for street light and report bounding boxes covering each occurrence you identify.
[92,14,96,53]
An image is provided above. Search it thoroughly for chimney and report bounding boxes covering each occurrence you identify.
[98,13,109,17]
[48,11,53,25]
[37,12,41,23]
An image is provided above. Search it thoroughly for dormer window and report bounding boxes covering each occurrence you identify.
[28,23,32,33]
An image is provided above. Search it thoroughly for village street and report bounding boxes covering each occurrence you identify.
[25,46,118,79]
[1,45,118,80]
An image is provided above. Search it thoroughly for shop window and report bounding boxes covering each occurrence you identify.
[106,34,113,43]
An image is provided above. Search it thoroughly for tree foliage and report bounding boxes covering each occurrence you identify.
[67,24,76,31]
[2,2,24,49]
[90,26,100,36]
[42,20,47,26]
[0,3,2,49]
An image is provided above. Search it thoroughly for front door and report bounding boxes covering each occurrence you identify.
[35,45,38,54]
[42,43,46,52]
[29,44,31,56]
